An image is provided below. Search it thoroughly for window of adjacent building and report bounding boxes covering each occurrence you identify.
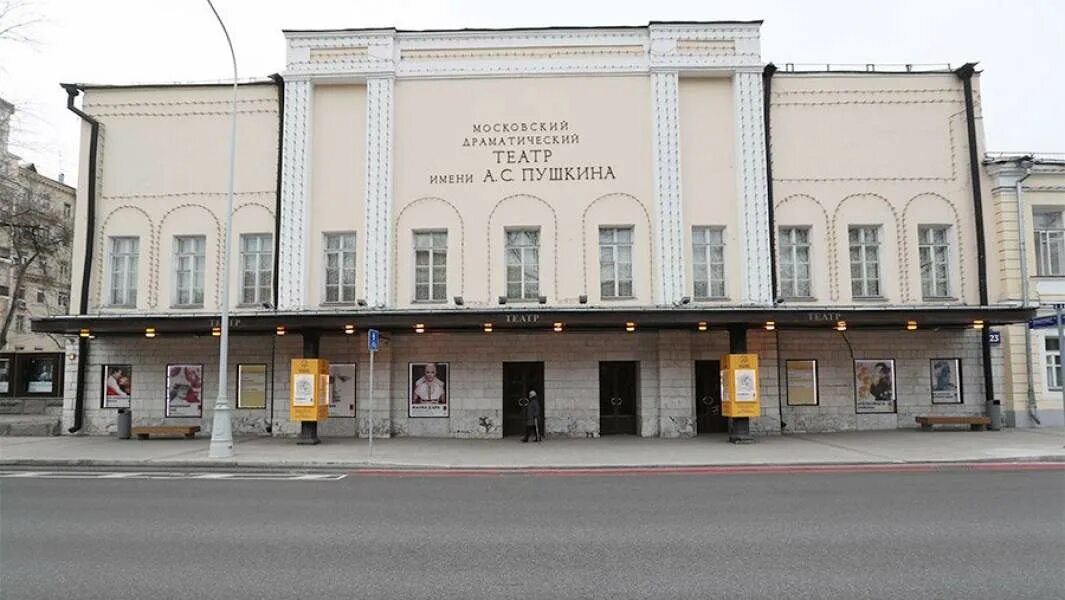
[599,227,634,299]
[849,226,881,298]
[108,237,139,307]
[323,232,357,304]
[239,233,273,305]
[413,231,447,302]
[0,285,8,297]
[173,236,205,307]
[59,262,69,280]
[14,287,24,300]
[919,225,951,299]
[35,290,45,304]
[1034,208,1065,277]
[693,226,726,299]
[14,315,25,332]
[779,226,812,298]
[505,228,540,300]
[57,292,68,309]
[1046,337,1062,390]
[63,203,71,219]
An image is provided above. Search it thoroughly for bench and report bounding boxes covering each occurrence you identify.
[132,425,200,440]
[915,416,991,431]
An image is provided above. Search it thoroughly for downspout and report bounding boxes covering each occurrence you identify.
[1015,159,1040,424]
[268,73,284,310]
[762,63,779,300]
[954,64,996,414]
[62,84,99,434]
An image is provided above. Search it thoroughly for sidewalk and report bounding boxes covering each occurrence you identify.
[2,428,1063,470]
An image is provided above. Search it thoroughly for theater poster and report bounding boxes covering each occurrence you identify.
[785,360,819,406]
[854,359,896,414]
[930,358,962,404]
[166,364,203,417]
[102,364,132,408]
[409,362,448,418]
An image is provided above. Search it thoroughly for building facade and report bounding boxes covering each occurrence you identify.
[41,22,1034,438]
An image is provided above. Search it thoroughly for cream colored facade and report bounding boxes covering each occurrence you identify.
[44,22,1037,438]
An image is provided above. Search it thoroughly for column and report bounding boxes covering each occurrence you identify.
[296,329,321,445]
[727,324,754,443]
[651,70,685,305]
[733,70,772,305]
[277,79,312,309]
[363,77,395,307]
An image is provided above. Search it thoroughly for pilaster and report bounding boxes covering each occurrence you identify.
[734,70,772,304]
[651,70,685,305]
[277,79,312,309]
[363,77,395,307]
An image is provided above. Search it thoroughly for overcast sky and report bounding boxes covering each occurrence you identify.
[1,0,1061,182]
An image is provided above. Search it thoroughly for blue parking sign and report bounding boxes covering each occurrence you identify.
[368,329,379,352]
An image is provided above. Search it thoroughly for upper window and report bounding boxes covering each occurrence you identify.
[239,234,273,306]
[693,226,726,299]
[1034,208,1065,277]
[849,226,881,298]
[35,290,45,304]
[918,225,951,299]
[108,236,139,307]
[414,231,447,302]
[63,203,72,219]
[173,236,205,307]
[323,232,357,304]
[599,227,633,299]
[1046,337,1062,391]
[779,226,812,298]
[505,229,540,300]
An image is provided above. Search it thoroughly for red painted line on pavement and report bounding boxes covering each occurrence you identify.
[349,462,1065,478]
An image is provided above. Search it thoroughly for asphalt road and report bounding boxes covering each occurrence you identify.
[2,468,1063,599]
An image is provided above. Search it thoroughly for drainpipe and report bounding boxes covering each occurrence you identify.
[268,73,284,311]
[1015,158,1040,424]
[61,84,100,434]
[762,63,779,301]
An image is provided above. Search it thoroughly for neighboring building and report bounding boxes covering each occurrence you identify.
[985,154,1065,427]
[0,97,76,418]
[41,22,1035,438]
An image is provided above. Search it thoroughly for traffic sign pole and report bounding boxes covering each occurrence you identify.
[367,329,379,458]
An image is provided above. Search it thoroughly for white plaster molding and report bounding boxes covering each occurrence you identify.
[277,79,312,309]
[651,70,685,304]
[363,77,395,307]
[733,70,772,305]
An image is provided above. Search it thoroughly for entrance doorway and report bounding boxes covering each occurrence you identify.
[599,361,638,435]
[695,360,727,433]
[502,362,544,437]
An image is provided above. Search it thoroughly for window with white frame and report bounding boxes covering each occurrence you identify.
[599,227,633,298]
[779,226,812,298]
[14,315,25,333]
[173,236,205,307]
[413,231,447,302]
[693,226,726,299]
[849,226,881,298]
[1046,337,1062,390]
[108,236,139,306]
[505,229,540,300]
[323,232,357,303]
[919,225,951,299]
[1034,208,1065,277]
[239,233,273,305]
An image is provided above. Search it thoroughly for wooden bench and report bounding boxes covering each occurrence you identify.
[915,416,991,431]
[132,425,200,440]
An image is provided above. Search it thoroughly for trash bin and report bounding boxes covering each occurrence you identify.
[986,399,1002,431]
[117,408,132,439]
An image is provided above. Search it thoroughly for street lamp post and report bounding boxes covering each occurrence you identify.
[207,0,238,459]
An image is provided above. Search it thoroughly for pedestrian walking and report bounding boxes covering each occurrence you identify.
[521,390,541,443]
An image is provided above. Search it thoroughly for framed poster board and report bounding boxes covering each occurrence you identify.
[854,359,896,414]
[328,363,357,417]
[22,355,59,395]
[409,362,448,418]
[237,364,267,409]
[165,364,203,417]
[930,358,962,404]
[0,357,10,394]
[785,359,819,406]
[101,364,132,408]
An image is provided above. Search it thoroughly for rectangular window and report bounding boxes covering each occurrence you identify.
[59,262,69,280]
[173,236,205,307]
[63,203,72,219]
[692,226,726,299]
[58,292,68,309]
[15,287,25,300]
[919,226,951,298]
[779,226,812,298]
[1047,337,1062,391]
[0,285,9,297]
[599,227,634,298]
[505,229,540,300]
[323,232,357,304]
[107,237,139,306]
[1034,209,1065,277]
[239,234,273,305]
[849,226,881,298]
[35,290,45,304]
[14,315,25,332]
[413,231,448,302]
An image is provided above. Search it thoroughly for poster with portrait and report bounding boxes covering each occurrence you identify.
[0,358,10,394]
[165,364,203,417]
[25,356,57,394]
[101,364,132,408]
[786,360,819,406]
[409,362,448,418]
[328,363,357,417]
[854,359,896,413]
[930,358,962,404]
[237,364,267,409]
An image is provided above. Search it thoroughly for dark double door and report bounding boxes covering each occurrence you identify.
[502,362,544,437]
[695,360,727,434]
[599,361,638,435]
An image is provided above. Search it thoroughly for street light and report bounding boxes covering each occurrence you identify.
[206,0,238,459]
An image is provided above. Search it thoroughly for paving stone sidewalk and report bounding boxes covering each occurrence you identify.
[2,428,1063,470]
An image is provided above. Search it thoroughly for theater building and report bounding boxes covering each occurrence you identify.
[40,22,1035,438]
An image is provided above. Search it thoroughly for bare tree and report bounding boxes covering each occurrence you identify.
[0,0,42,46]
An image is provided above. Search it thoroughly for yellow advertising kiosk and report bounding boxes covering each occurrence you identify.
[721,353,761,429]
[291,358,330,443]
